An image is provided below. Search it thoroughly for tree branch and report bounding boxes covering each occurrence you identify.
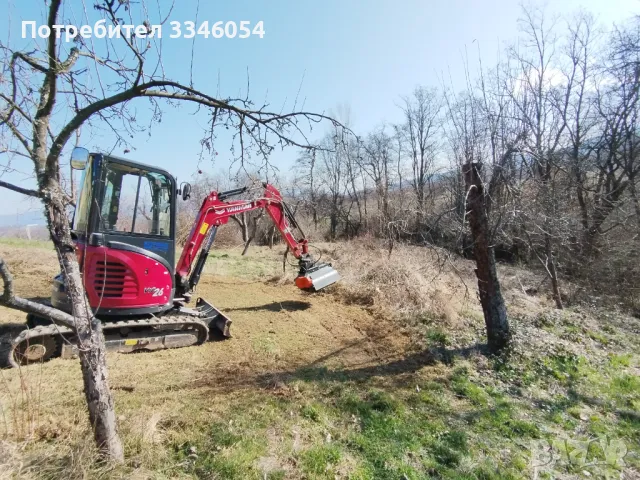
[0,257,76,329]
[0,179,41,198]
[49,79,346,169]
[13,52,48,74]
[0,112,34,156]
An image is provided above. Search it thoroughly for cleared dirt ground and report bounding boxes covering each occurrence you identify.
[0,240,409,381]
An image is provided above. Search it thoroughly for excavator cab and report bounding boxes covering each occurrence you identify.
[53,149,180,315]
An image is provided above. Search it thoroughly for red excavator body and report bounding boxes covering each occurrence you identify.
[1,150,340,368]
[75,243,174,311]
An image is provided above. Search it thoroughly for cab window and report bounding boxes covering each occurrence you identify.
[73,158,94,232]
[99,163,172,237]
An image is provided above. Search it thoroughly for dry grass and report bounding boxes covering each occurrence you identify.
[327,239,475,323]
[0,363,45,442]
[302,239,554,329]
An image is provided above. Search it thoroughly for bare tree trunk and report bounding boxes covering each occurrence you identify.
[46,181,124,461]
[544,233,564,309]
[416,188,425,228]
[330,198,339,241]
[463,163,510,352]
[241,235,253,256]
[361,174,369,231]
[240,212,249,242]
[282,247,289,273]
[268,226,276,249]
[230,213,249,243]
[242,213,263,256]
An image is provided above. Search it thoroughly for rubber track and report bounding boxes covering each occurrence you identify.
[0,314,209,368]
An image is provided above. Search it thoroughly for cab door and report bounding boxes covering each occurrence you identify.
[81,157,177,313]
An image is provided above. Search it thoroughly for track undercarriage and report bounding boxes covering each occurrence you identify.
[0,298,231,368]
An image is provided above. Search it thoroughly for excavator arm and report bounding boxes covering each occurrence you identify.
[175,183,340,298]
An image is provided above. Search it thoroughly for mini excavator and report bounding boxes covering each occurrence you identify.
[1,148,340,367]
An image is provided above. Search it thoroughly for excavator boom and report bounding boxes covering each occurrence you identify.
[175,183,340,297]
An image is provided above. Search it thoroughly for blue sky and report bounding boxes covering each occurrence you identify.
[1,0,638,220]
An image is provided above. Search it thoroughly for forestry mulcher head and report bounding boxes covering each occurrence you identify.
[294,256,341,291]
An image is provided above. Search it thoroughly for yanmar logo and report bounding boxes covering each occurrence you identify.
[219,204,251,214]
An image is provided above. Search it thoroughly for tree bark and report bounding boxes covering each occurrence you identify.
[45,179,124,461]
[242,212,263,256]
[463,162,510,352]
[268,225,276,249]
[416,188,425,229]
[544,233,564,309]
[240,212,249,242]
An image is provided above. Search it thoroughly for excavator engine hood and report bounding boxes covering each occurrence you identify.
[295,263,341,291]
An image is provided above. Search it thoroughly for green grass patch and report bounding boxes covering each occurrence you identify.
[608,353,633,368]
[472,400,541,439]
[172,420,264,479]
[609,374,640,410]
[587,329,612,345]
[161,358,636,480]
[204,248,282,279]
[301,403,322,422]
[426,327,451,346]
[330,386,475,478]
[528,353,588,386]
[0,237,52,250]
[450,367,490,406]
[299,445,342,478]
[611,374,640,395]
[154,317,638,479]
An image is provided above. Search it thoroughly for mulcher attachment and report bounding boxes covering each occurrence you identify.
[295,256,341,291]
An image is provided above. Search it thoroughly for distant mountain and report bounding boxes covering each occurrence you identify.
[0,210,46,227]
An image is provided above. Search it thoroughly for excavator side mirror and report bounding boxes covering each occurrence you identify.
[181,182,192,201]
[70,147,89,170]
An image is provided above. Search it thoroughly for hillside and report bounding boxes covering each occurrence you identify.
[0,238,638,479]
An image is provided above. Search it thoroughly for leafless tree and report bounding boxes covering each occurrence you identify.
[399,86,443,227]
[443,82,515,350]
[318,131,348,241]
[296,149,320,231]
[463,162,511,352]
[559,12,600,241]
[360,126,395,231]
[585,17,640,246]
[342,135,366,236]
[0,0,344,460]
[507,6,568,309]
